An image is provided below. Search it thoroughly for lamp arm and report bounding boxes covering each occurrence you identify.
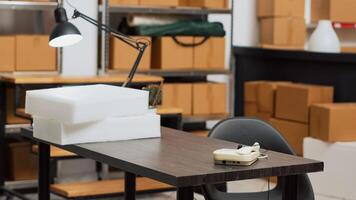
[72,9,148,87]
[73,10,140,49]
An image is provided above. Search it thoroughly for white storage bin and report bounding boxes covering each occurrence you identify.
[33,114,161,145]
[304,137,356,200]
[26,84,149,124]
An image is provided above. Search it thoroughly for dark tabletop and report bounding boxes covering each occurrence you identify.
[21,127,323,187]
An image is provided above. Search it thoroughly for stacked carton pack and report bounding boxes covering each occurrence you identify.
[244,81,289,122]
[257,0,306,50]
[244,80,356,199]
[244,81,334,155]
[305,103,356,199]
[0,35,56,72]
[25,84,161,145]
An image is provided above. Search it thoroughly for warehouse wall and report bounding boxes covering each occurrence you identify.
[233,0,259,46]
[62,0,98,76]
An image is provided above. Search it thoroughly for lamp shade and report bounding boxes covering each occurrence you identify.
[49,7,83,47]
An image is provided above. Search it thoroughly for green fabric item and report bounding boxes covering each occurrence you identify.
[135,21,226,37]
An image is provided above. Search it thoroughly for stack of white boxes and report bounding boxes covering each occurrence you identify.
[25,84,161,145]
[304,138,356,200]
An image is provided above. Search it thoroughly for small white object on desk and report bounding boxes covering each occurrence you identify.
[33,114,161,145]
[25,84,149,125]
[213,143,261,166]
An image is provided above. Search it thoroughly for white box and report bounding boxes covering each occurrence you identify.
[33,114,161,145]
[304,137,356,200]
[26,84,149,124]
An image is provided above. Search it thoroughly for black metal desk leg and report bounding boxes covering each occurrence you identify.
[124,172,136,200]
[283,175,299,200]
[177,187,194,200]
[0,83,7,195]
[38,142,50,200]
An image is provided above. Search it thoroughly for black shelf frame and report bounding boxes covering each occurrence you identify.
[234,46,356,116]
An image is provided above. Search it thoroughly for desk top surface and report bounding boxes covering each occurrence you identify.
[0,74,163,84]
[21,127,323,187]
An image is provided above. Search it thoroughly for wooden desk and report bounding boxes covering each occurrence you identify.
[21,127,323,200]
[0,74,163,199]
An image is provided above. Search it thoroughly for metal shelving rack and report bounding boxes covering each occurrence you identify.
[100,1,235,124]
[0,2,58,199]
[0,1,61,75]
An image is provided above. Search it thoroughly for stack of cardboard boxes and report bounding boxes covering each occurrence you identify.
[244,81,334,155]
[162,82,227,116]
[108,0,228,9]
[257,0,306,50]
[110,36,226,71]
[305,104,356,199]
[244,81,290,122]
[0,35,57,72]
[311,0,356,23]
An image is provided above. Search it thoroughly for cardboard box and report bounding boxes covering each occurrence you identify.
[191,130,209,137]
[110,36,151,71]
[193,37,225,70]
[270,118,309,155]
[257,0,305,18]
[341,46,356,54]
[7,88,31,125]
[152,37,193,70]
[244,81,261,103]
[275,84,334,123]
[7,142,38,181]
[256,112,272,123]
[210,83,227,114]
[140,0,187,7]
[0,36,15,72]
[162,83,192,115]
[310,103,356,142]
[260,17,306,46]
[109,0,139,5]
[304,137,356,199]
[311,0,356,23]
[16,35,56,71]
[188,0,227,9]
[244,102,258,117]
[193,83,227,115]
[257,81,290,113]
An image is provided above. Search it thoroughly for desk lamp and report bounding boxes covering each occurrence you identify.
[49,6,149,87]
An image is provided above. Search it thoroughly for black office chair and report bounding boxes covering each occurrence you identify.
[202,117,314,200]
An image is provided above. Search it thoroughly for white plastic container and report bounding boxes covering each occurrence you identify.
[304,137,356,199]
[33,114,161,145]
[308,20,340,53]
[26,84,149,125]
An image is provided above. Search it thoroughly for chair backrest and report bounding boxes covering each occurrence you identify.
[207,117,314,200]
[209,118,295,155]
